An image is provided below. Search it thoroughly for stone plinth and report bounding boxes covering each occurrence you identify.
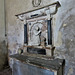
[10,54,65,75]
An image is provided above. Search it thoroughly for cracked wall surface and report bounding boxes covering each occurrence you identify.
[5,0,75,75]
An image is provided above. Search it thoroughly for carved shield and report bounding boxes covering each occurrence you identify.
[32,0,41,7]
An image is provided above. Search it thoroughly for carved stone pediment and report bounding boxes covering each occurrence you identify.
[16,1,60,23]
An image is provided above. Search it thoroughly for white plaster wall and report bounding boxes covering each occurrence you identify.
[0,0,8,70]
[0,0,5,42]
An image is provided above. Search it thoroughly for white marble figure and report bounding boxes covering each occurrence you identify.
[31,26,41,46]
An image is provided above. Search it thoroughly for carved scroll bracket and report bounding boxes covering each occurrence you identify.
[17,14,27,24]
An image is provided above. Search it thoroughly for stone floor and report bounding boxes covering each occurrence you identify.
[0,68,12,75]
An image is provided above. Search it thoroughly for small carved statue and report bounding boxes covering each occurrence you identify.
[31,26,41,46]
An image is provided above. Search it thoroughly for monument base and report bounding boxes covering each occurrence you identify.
[10,54,65,75]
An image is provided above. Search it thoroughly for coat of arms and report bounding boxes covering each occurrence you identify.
[32,0,41,7]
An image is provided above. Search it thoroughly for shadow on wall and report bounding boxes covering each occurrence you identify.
[0,41,8,71]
